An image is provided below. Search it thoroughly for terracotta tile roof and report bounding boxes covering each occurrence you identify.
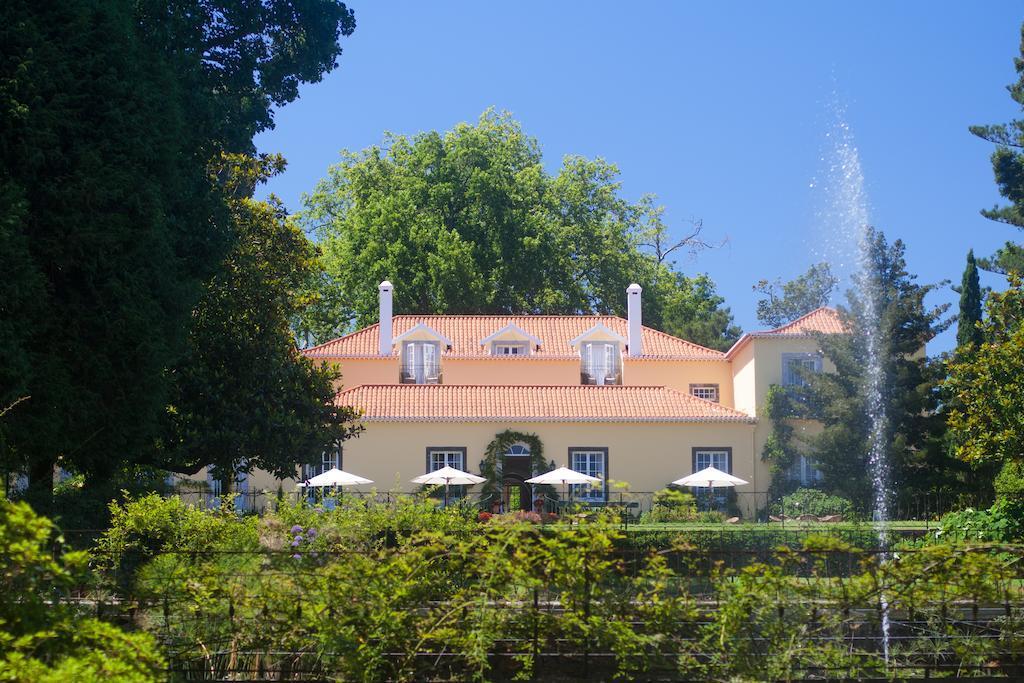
[725,307,846,358]
[764,307,846,335]
[305,315,725,360]
[337,384,755,423]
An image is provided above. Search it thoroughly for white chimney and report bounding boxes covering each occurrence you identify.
[378,281,393,356]
[627,283,642,357]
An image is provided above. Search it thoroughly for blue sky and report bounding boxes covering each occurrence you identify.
[255,2,1024,354]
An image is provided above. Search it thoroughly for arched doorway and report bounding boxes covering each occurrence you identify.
[502,443,532,511]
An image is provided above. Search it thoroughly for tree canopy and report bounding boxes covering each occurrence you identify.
[946,275,1024,467]
[754,263,837,328]
[0,0,356,509]
[151,156,362,482]
[969,22,1024,275]
[298,110,740,351]
[781,230,953,506]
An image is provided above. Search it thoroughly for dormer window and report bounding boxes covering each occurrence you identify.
[570,323,626,386]
[401,341,441,384]
[391,323,452,384]
[480,324,542,356]
[581,341,621,385]
[493,341,528,356]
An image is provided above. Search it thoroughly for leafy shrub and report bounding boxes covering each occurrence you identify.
[0,500,163,681]
[79,492,1024,679]
[995,460,1024,501]
[937,501,1024,543]
[695,510,727,523]
[96,493,259,590]
[640,488,698,523]
[513,510,542,524]
[51,466,171,540]
[771,488,854,519]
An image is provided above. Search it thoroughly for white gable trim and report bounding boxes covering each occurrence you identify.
[479,323,543,348]
[568,323,628,348]
[390,323,454,347]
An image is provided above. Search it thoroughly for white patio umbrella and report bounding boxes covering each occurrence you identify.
[672,466,748,489]
[298,468,373,506]
[526,466,601,508]
[298,468,373,488]
[672,466,748,513]
[411,466,486,507]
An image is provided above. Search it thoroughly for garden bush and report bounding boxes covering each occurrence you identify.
[936,500,1024,543]
[994,461,1024,527]
[0,500,163,682]
[99,500,1024,681]
[13,492,1024,680]
[639,488,698,523]
[771,487,855,519]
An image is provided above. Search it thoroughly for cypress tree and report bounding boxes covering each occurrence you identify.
[957,250,984,348]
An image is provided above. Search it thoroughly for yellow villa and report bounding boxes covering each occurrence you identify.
[217,281,843,516]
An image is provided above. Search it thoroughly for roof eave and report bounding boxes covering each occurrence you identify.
[478,323,544,348]
[353,415,758,424]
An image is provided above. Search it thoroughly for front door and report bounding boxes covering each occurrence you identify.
[503,480,525,511]
[502,455,532,511]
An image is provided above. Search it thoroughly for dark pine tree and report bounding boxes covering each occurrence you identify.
[957,250,984,348]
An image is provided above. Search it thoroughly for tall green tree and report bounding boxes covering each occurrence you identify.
[956,250,984,349]
[133,0,355,154]
[969,22,1024,275]
[150,156,362,483]
[946,275,1024,467]
[659,273,742,351]
[299,110,739,348]
[753,263,837,328]
[783,230,952,507]
[0,0,355,511]
[0,0,211,512]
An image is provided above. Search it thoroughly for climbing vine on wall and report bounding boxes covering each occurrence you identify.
[479,430,556,505]
[761,385,802,499]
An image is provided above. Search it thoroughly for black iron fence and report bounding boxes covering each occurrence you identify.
[168,488,999,525]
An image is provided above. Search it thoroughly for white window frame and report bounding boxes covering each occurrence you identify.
[691,447,732,506]
[303,446,340,480]
[427,448,465,472]
[323,448,339,472]
[206,469,225,509]
[570,448,607,502]
[505,443,531,457]
[689,383,720,403]
[402,341,442,384]
[426,447,467,499]
[581,342,621,385]
[782,352,822,387]
[493,341,529,356]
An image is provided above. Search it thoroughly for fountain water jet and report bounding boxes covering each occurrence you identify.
[815,101,893,661]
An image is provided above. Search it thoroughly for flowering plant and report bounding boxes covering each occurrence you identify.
[513,511,542,524]
[289,524,318,559]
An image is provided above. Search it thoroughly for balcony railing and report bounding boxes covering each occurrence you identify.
[400,364,443,385]
[580,370,621,385]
